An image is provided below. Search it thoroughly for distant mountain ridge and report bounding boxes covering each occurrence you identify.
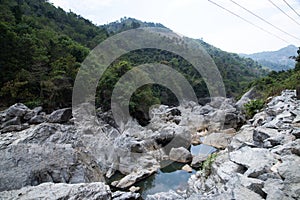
[240,45,298,71]
[103,17,167,34]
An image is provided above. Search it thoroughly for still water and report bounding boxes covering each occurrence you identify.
[136,144,217,199]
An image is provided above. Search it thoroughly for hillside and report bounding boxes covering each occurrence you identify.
[248,47,300,99]
[0,0,267,118]
[240,45,298,71]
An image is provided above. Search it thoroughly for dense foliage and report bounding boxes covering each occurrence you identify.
[0,0,107,110]
[244,99,264,118]
[0,0,268,122]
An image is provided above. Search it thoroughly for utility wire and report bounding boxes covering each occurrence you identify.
[268,0,300,26]
[229,0,300,41]
[283,0,300,18]
[207,0,289,43]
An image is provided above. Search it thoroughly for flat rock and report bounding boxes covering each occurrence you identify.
[229,146,277,178]
[202,132,232,149]
[146,190,184,200]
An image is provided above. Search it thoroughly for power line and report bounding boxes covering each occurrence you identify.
[268,0,300,26]
[229,0,300,41]
[283,0,300,18]
[207,0,289,43]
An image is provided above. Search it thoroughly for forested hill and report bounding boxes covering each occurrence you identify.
[240,45,298,71]
[0,0,267,114]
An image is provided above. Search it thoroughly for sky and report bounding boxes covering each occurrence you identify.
[49,0,300,54]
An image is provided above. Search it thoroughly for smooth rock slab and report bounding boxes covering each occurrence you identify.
[0,182,111,200]
[112,169,157,189]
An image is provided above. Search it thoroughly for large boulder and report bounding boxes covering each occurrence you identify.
[169,147,192,163]
[0,143,104,191]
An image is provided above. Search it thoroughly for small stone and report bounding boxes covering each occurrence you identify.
[129,186,140,193]
[182,164,193,173]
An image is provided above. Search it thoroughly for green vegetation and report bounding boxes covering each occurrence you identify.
[200,153,217,177]
[244,99,264,118]
[0,0,268,121]
[0,0,107,110]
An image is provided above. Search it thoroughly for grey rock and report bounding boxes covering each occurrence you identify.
[229,125,255,150]
[292,128,300,139]
[146,190,184,200]
[229,146,277,177]
[202,132,232,149]
[211,152,243,182]
[48,108,72,123]
[1,116,21,128]
[235,87,257,110]
[6,103,29,118]
[169,147,192,163]
[0,143,104,191]
[231,185,264,200]
[278,155,300,183]
[112,191,140,200]
[1,124,29,134]
[112,168,157,189]
[253,127,279,141]
[29,115,46,124]
[271,139,300,156]
[191,154,208,168]
[0,182,112,200]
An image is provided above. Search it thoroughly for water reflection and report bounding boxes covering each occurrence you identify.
[135,161,196,199]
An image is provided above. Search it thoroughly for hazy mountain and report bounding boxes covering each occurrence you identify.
[240,45,298,71]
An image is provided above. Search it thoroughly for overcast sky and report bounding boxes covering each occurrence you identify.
[49,0,300,54]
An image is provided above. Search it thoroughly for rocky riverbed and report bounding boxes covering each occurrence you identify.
[0,90,299,199]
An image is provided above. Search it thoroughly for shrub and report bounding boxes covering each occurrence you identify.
[244,99,264,118]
